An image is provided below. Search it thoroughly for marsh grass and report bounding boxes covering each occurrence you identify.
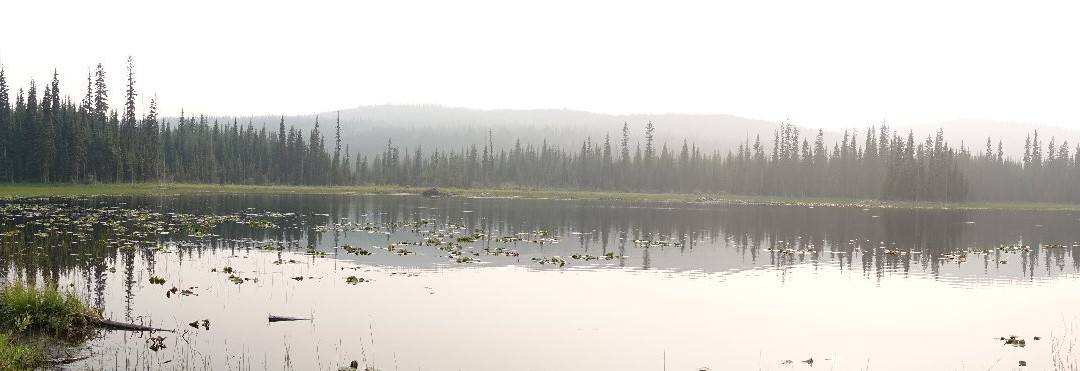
[1053,322,1079,371]
[0,283,100,369]
[4,183,1080,210]
[0,332,44,370]
[0,283,101,341]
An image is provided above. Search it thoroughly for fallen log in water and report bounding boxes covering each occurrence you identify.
[45,355,92,365]
[268,314,312,322]
[98,318,175,332]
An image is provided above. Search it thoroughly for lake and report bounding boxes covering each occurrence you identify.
[1,194,1078,370]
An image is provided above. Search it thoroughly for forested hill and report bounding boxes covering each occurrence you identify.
[189,105,787,159]
[2,61,1080,204]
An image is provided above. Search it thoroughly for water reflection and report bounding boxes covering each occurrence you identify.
[4,195,1080,291]
[2,194,1080,370]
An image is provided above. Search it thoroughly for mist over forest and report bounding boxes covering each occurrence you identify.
[188,106,781,159]
[192,105,1080,160]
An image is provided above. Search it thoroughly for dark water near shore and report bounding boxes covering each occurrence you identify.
[2,194,1079,370]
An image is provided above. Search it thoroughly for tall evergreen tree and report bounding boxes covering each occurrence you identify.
[644,121,655,162]
[91,63,109,182]
[36,72,58,182]
[24,81,39,182]
[276,116,286,183]
[0,67,10,182]
[308,117,323,184]
[332,111,341,184]
[121,57,138,182]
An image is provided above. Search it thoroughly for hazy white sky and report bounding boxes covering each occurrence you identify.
[1,0,1078,129]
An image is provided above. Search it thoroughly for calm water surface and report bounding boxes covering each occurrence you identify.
[2,194,1079,370]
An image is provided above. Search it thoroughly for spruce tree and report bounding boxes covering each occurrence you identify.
[1023,134,1031,169]
[93,63,108,126]
[143,97,160,182]
[602,133,612,188]
[71,71,93,181]
[1032,130,1041,169]
[91,63,109,181]
[24,81,39,182]
[12,89,24,181]
[332,111,341,184]
[343,144,352,184]
[308,117,322,184]
[277,116,286,183]
[620,122,630,164]
[36,72,58,182]
[121,57,138,182]
[644,121,655,162]
[0,67,9,182]
[996,140,1004,165]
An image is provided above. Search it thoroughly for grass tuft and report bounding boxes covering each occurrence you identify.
[0,283,101,341]
[1053,322,1079,371]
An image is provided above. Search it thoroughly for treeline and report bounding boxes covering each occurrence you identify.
[1,61,1079,203]
[0,60,351,185]
[358,121,969,202]
[961,131,1080,203]
[0,60,162,184]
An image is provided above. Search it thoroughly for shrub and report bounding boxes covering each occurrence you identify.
[0,332,44,370]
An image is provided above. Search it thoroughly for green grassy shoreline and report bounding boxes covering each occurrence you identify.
[0,283,101,368]
[0,183,1078,211]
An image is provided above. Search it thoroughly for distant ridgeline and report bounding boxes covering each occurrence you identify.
[0,62,1076,204]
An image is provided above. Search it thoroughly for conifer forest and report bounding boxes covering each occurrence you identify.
[1,60,1077,204]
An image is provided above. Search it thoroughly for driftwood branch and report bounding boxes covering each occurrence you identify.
[98,318,174,332]
[44,355,91,364]
[268,314,312,322]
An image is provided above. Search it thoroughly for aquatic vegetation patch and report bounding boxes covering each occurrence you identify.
[633,239,682,247]
[484,247,519,257]
[306,245,327,257]
[1001,334,1031,347]
[245,219,277,229]
[341,244,371,256]
[147,335,167,351]
[227,275,254,285]
[493,236,522,243]
[999,245,1032,253]
[532,257,567,267]
[188,319,211,330]
[570,253,616,261]
[456,233,484,243]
